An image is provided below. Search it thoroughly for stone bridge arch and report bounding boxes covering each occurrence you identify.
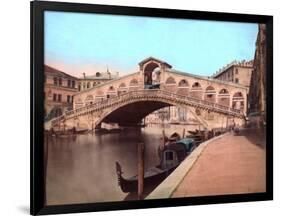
[93,95,210,129]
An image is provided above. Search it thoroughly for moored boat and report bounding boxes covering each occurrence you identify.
[115,138,196,193]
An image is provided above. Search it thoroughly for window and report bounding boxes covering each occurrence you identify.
[235,68,239,74]
[58,94,62,102]
[58,78,62,86]
[53,93,57,101]
[165,151,174,160]
[67,80,71,87]
[72,80,75,88]
[67,95,71,103]
[53,77,57,85]
[235,78,239,83]
[87,82,90,88]
[241,101,244,109]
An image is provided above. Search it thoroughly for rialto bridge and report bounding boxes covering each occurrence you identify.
[47,57,248,130]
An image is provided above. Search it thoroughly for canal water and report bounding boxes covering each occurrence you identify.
[46,124,199,205]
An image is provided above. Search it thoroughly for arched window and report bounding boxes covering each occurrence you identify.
[232,92,244,110]
[219,88,229,94]
[119,83,126,88]
[206,85,215,92]
[165,76,176,85]
[85,95,94,106]
[178,79,188,87]
[205,86,216,102]
[108,86,115,91]
[233,92,243,97]
[95,90,105,102]
[192,82,201,88]
[218,88,230,107]
[129,79,138,86]
[144,62,160,85]
[190,82,203,99]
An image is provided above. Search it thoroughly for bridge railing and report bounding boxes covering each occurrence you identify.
[51,89,243,126]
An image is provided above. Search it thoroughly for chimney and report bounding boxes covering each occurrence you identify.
[83,72,86,78]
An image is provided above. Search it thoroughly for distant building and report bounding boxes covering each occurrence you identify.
[248,24,267,125]
[44,65,78,120]
[78,70,119,91]
[213,60,253,87]
[145,106,198,124]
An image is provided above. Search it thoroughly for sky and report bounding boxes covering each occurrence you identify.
[44,11,258,77]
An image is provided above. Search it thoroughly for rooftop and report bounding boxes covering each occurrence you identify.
[212,60,253,78]
[44,65,78,80]
[79,71,119,80]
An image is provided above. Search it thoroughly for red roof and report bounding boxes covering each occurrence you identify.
[44,65,78,80]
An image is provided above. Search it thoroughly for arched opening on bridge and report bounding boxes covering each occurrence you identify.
[118,83,127,95]
[164,76,176,92]
[95,90,105,102]
[190,82,203,99]
[129,78,139,91]
[107,86,117,99]
[232,92,244,111]
[144,62,160,88]
[97,101,171,127]
[74,97,83,109]
[205,85,216,103]
[85,95,94,106]
[177,79,189,96]
[218,88,230,107]
[50,106,63,118]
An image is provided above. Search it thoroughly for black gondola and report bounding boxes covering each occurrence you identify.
[115,138,196,193]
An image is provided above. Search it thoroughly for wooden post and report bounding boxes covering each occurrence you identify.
[138,142,145,200]
[162,129,166,148]
[44,133,49,205]
[182,128,186,138]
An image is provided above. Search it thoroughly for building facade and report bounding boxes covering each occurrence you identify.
[248,24,267,124]
[213,60,253,88]
[44,65,78,120]
[78,70,119,91]
[145,106,199,125]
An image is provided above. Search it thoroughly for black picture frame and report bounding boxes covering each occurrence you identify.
[30,1,273,215]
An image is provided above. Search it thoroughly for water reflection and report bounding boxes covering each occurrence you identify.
[46,124,198,205]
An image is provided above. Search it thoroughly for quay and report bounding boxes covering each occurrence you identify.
[147,128,266,199]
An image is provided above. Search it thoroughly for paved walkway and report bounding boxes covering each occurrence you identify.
[172,129,266,198]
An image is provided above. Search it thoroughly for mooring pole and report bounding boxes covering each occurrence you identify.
[182,128,186,138]
[138,142,145,200]
[162,129,166,148]
[44,133,49,205]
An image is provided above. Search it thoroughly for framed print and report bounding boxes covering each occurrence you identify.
[30,1,273,215]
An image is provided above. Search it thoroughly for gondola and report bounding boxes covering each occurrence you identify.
[188,129,205,135]
[115,138,196,193]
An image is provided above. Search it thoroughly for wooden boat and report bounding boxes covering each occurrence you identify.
[115,138,196,193]
[188,129,205,135]
[100,122,122,133]
[48,127,88,136]
[168,132,181,141]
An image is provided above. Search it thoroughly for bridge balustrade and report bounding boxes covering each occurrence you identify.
[50,89,244,127]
